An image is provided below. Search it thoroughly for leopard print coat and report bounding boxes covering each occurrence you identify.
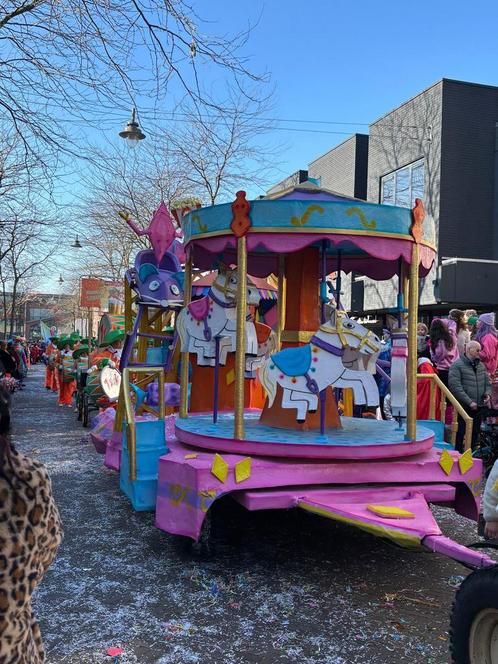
[0,447,62,663]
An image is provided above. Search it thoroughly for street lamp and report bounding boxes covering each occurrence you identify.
[119,108,146,145]
[58,274,64,285]
[71,235,82,249]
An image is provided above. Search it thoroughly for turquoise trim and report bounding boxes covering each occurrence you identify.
[182,199,434,247]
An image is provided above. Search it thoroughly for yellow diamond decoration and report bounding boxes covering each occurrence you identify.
[493,479,498,492]
[458,449,474,476]
[439,449,455,476]
[226,369,235,386]
[235,457,252,484]
[367,504,415,519]
[211,453,228,483]
[184,453,198,460]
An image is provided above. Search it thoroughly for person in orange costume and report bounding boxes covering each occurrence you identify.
[417,356,441,419]
[57,338,76,407]
[89,330,124,370]
[44,337,59,392]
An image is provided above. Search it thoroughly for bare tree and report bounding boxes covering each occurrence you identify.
[0,220,55,336]
[165,94,278,204]
[0,0,269,167]
[65,135,194,279]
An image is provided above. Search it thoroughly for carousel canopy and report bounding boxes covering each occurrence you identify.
[181,186,436,280]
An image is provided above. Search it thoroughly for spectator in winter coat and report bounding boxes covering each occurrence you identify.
[476,312,498,411]
[0,385,63,662]
[449,340,491,452]
[417,322,429,357]
[467,315,478,339]
[475,313,498,376]
[430,318,459,387]
[0,341,17,376]
[448,309,471,356]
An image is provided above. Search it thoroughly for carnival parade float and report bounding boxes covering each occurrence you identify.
[93,186,495,570]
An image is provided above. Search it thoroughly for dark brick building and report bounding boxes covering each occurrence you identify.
[308,133,369,200]
[269,79,498,316]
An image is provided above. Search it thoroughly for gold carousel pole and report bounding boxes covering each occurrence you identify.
[124,279,133,332]
[234,236,248,439]
[230,190,252,440]
[179,251,192,419]
[277,254,286,350]
[406,199,425,441]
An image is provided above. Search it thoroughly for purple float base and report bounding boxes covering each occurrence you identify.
[156,438,494,569]
[90,434,107,455]
[104,432,122,471]
[90,408,117,455]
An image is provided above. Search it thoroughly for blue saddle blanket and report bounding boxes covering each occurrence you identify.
[272,345,311,377]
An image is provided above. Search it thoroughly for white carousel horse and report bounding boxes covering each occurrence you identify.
[260,310,381,422]
[176,264,271,370]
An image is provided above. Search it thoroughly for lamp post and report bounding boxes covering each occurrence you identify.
[119,108,146,145]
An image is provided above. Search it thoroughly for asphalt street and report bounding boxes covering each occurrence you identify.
[11,366,492,663]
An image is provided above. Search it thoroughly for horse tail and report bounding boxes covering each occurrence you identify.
[259,359,277,407]
[267,330,278,355]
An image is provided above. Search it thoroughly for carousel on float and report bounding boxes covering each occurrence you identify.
[152,185,495,569]
[95,184,495,570]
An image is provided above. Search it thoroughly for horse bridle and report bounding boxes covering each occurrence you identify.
[208,288,236,309]
[212,270,238,300]
[319,311,379,353]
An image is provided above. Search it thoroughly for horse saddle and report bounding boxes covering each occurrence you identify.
[272,345,311,377]
[187,296,210,321]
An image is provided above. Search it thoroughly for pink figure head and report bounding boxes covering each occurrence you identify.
[148,201,179,264]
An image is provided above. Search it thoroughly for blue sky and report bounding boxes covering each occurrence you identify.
[69,0,498,197]
[49,0,498,289]
[190,0,498,190]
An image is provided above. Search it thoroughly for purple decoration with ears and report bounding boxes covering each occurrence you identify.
[124,201,182,264]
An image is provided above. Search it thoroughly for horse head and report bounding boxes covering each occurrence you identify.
[213,263,261,306]
[320,310,381,362]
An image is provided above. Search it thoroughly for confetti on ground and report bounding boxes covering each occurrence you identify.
[11,367,498,664]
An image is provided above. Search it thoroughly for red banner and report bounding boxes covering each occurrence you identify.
[80,278,105,308]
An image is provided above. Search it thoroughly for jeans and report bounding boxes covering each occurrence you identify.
[455,406,481,453]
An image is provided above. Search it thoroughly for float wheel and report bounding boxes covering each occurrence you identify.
[77,390,83,421]
[450,567,498,663]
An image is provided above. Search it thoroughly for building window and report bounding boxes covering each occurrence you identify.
[380,159,425,208]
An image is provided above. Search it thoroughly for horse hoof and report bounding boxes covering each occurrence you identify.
[297,419,305,424]
[309,409,317,414]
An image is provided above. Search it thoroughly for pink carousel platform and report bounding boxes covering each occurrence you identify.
[174,412,434,460]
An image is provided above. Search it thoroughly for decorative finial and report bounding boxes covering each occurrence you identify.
[230,191,251,238]
[411,198,425,244]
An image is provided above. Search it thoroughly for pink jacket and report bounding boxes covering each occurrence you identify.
[479,333,498,376]
[430,319,460,370]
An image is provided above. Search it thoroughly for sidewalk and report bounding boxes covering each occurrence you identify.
[11,366,478,663]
